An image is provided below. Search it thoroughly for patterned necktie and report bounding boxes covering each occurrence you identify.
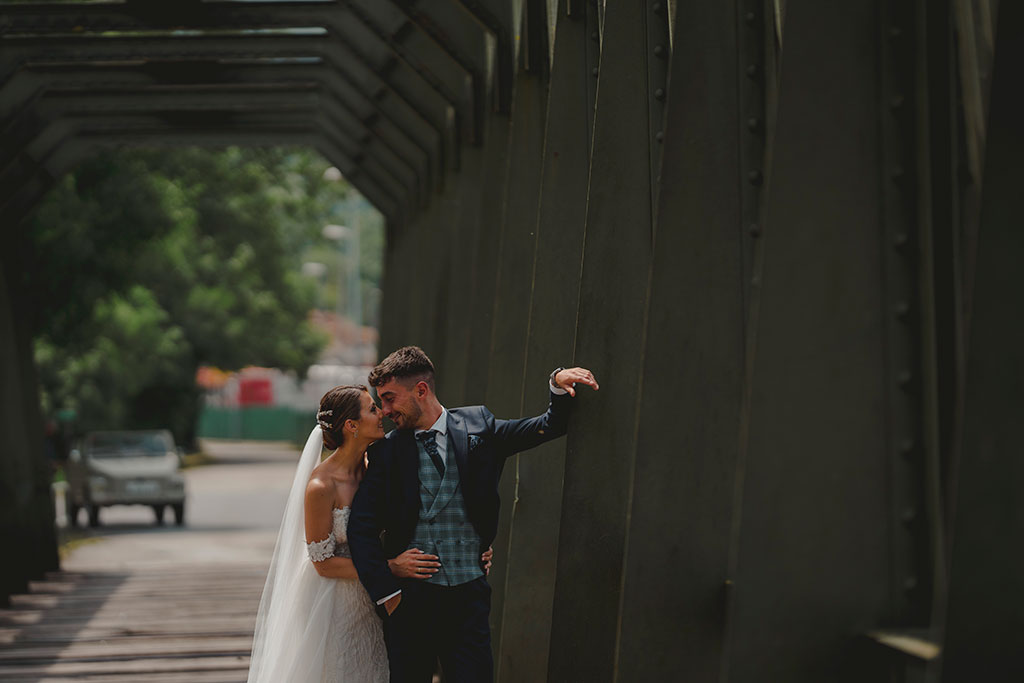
[416,430,445,475]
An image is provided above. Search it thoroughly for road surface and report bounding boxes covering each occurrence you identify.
[0,440,301,683]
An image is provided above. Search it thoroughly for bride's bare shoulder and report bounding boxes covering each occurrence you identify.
[305,468,333,502]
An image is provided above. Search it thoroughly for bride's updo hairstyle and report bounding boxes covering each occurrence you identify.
[317,384,368,451]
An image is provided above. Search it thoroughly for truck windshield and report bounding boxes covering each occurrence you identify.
[85,432,172,458]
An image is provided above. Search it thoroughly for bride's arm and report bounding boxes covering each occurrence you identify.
[304,478,359,580]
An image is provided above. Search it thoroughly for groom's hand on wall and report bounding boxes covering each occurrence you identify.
[554,367,600,396]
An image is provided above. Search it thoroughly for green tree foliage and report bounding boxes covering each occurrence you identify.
[21,146,366,444]
[34,286,193,437]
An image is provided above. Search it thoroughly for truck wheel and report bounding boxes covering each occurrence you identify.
[68,503,80,527]
[87,504,101,528]
[172,502,185,526]
[152,505,166,525]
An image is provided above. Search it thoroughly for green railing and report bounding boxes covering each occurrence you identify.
[197,406,314,444]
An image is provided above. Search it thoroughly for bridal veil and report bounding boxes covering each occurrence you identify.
[247,427,335,682]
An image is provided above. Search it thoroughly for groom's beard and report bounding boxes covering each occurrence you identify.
[391,403,422,430]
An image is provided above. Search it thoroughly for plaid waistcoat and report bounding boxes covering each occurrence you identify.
[408,432,484,586]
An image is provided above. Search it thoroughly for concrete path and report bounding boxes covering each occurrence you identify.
[0,440,300,683]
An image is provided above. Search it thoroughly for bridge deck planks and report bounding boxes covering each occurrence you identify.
[0,564,266,683]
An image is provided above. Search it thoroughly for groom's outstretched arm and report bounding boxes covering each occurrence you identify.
[348,447,399,604]
[492,367,599,454]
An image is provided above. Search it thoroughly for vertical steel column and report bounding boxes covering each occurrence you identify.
[721,3,895,680]
[461,114,513,405]
[940,4,1024,678]
[482,0,551,659]
[377,221,400,357]
[615,2,745,679]
[878,0,934,632]
[911,0,958,650]
[644,0,670,211]
[437,143,487,405]
[423,189,461,365]
[738,0,770,301]
[495,3,598,679]
[379,217,419,357]
[0,256,31,604]
[408,202,442,351]
[0,255,59,605]
[547,0,655,679]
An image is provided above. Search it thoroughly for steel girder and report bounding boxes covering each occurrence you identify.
[340,1,474,144]
[0,0,507,224]
[385,0,496,142]
[723,3,914,679]
[479,5,552,663]
[454,0,516,113]
[2,115,403,226]
[0,0,482,144]
[458,114,512,404]
[0,0,496,114]
[433,142,487,401]
[546,0,659,677]
[492,7,599,681]
[613,3,747,679]
[0,77,418,228]
[0,33,455,167]
[0,62,440,195]
[0,104,414,233]
[1,98,411,218]
[0,86,421,209]
[940,3,1023,679]
[481,63,549,676]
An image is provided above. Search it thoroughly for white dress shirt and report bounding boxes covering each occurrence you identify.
[414,408,449,466]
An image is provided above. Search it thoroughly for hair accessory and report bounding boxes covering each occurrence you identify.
[316,409,334,431]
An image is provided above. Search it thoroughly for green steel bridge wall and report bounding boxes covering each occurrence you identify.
[1,1,1021,679]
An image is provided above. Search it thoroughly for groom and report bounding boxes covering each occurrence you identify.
[349,346,598,682]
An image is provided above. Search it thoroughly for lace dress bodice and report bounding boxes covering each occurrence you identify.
[306,507,354,561]
[332,507,352,556]
[305,506,388,682]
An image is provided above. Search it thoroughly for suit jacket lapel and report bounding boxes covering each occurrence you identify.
[448,412,469,479]
[397,430,420,516]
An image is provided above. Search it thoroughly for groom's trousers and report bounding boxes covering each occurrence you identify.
[381,576,493,683]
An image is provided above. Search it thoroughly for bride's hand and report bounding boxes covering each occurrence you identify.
[481,547,493,575]
[388,548,440,579]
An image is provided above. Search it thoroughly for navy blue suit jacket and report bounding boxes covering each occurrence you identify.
[348,391,573,603]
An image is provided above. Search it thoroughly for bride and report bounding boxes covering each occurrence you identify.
[247,384,390,682]
[247,385,489,682]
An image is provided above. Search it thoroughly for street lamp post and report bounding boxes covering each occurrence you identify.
[300,261,328,310]
[321,167,364,327]
[322,223,361,326]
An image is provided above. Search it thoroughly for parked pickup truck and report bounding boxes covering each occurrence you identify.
[67,430,187,527]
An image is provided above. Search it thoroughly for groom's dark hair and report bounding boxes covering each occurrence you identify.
[368,346,436,392]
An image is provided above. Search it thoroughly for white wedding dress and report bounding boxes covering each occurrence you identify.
[247,428,389,683]
[318,507,389,682]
